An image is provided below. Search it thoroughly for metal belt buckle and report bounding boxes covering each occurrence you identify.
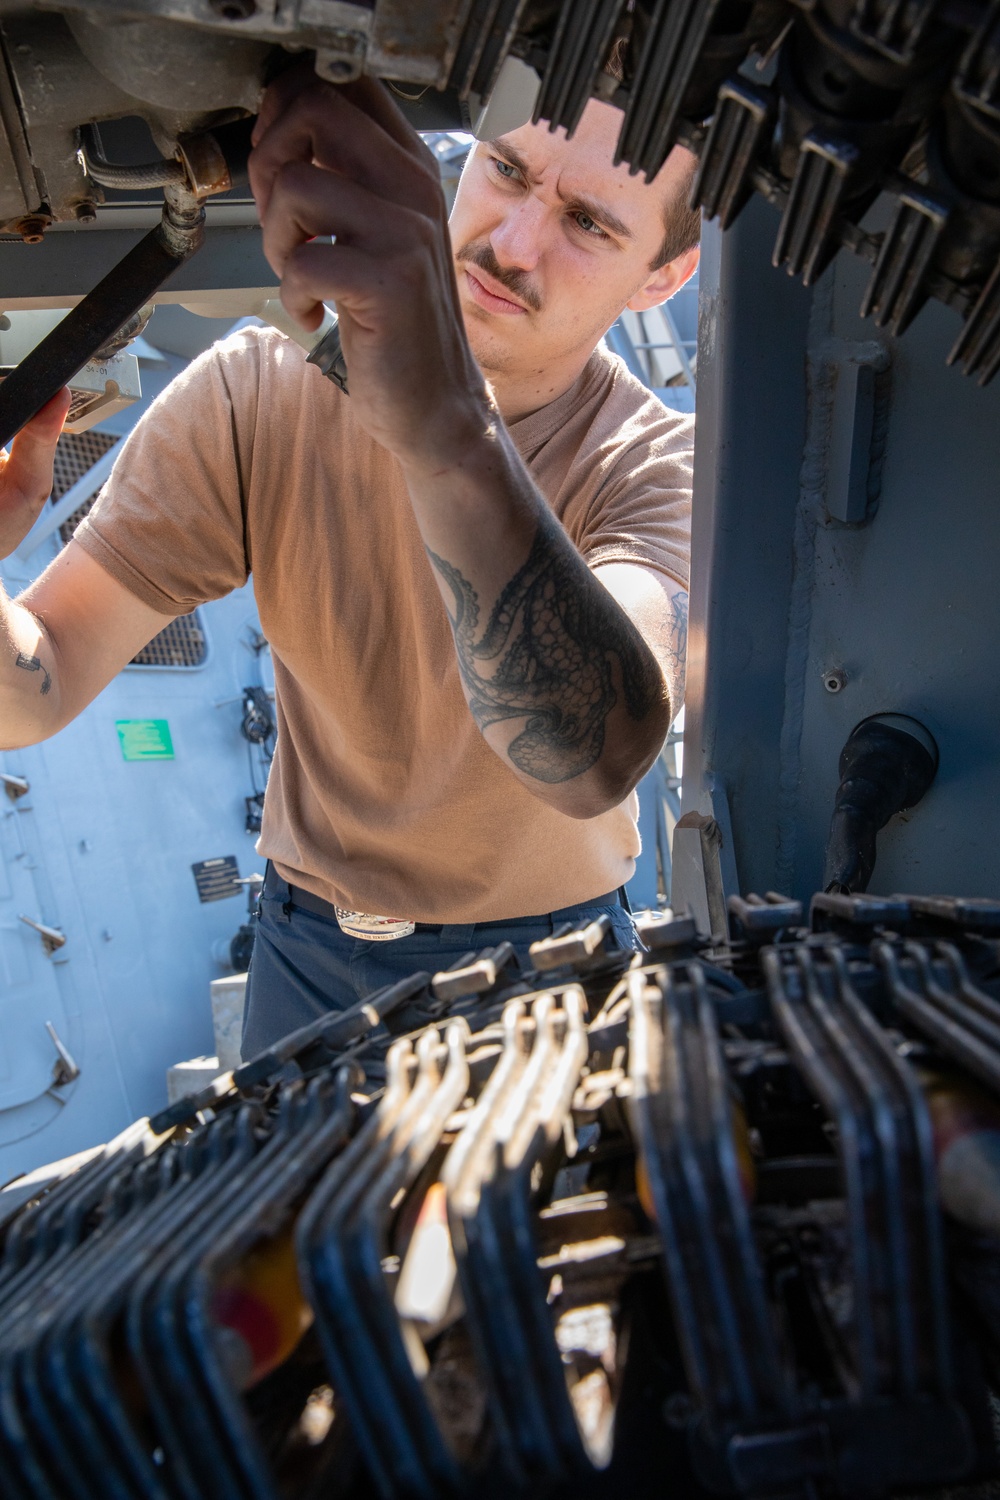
[334,907,416,941]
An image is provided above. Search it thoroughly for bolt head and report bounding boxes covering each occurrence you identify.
[823,667,847,694]
[16,215,48,244]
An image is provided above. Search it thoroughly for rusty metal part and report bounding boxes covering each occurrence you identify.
[13,214,50,244]
[176,128,232,198]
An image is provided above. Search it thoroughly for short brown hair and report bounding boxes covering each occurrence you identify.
[652,156,701,269]
[603,34,701,270]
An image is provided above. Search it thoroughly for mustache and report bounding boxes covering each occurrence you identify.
[456,240,542,313]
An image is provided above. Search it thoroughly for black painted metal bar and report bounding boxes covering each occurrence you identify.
[0,203,204,451]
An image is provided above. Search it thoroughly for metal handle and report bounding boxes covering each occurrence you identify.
[19,914,66,954]
[45,1021,80,1085]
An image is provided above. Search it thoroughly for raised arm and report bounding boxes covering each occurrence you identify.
[250,69,682,817]
[1,543,176,750]
[0,390,175,750]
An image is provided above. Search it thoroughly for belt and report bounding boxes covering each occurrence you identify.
[264,867,622,931]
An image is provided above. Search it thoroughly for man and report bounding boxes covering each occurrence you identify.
[0,65,698,1054]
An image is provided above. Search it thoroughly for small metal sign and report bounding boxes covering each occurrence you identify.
[191,856,241,904]
[116,719,174,761]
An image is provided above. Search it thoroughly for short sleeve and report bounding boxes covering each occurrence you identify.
[574,411,693,591]
[73,329,260,615]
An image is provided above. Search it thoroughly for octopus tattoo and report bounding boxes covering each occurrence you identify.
[428,520,660,784]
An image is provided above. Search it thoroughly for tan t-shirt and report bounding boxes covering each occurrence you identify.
[76,327,692,923]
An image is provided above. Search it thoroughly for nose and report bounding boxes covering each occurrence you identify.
[489,195,548,273]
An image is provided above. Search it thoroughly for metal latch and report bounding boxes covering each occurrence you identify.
[45,1021,79,1086]
[19,914,66,954]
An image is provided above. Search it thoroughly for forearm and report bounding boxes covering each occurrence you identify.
[402,411,672,817]
[0,580,64,748]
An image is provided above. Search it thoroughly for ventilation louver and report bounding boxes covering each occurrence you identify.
[50,431,208,668]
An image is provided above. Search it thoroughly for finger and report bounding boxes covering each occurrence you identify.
[250,81,439,223]
[278,238,436,333]
[335,76,426,159]
[251,84,427,222]
[279,234,432,328]
[278,238,390,329]
[1,387,70,505]
[278,229,459,332]
[273,207,432,330]
[251,57,317,147]
[260,161,412,279]
[253,63,421,159]
[25,386,71,434]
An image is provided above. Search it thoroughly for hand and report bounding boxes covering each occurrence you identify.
[0,389,71,559]
[249,65,492,472]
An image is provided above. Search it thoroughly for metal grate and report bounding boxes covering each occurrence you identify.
[130,613,208,668]
[49,430,209,670]
[51,431,119,545]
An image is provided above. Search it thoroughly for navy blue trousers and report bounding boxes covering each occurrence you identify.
[241,864,639,1059]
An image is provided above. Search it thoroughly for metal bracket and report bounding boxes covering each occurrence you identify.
[948,256,1000,385]
[671,812,728,939]
[530,913,613,971]
[634,908,700,951]
[860,185,949,338]
[728,891,803,940]
[954,4,1000,125]
[692,77,776,231]
[820,340,892,525]
[773,134,860,286]
[848,0,940,64]
[531,0,622,138]
[431,941,519,1003]
[614,0,725,180]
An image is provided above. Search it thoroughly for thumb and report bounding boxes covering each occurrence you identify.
[1,388,71,505]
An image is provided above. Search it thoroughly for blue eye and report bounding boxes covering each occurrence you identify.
[575,212,607,238]
[493,157,517,179]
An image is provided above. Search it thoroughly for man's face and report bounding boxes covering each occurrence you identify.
[448,99,695,382]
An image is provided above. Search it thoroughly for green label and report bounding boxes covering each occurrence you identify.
[116,719,174,761]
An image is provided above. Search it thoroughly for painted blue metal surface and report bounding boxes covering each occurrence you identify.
[680,193,1000,908]
[0,339,266,1179]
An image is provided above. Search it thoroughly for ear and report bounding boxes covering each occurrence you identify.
[626,244,700,313]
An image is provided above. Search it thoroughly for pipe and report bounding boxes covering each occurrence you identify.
[0,184,204,452]
[79,124,185,191]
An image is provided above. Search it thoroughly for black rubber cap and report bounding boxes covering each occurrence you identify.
[823,713,938,895]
